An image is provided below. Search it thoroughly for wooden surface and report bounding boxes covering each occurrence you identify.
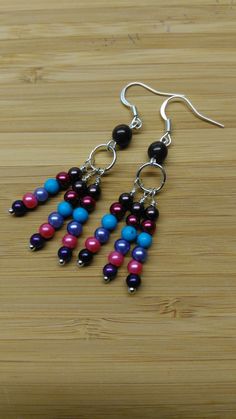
[0,1,235,418]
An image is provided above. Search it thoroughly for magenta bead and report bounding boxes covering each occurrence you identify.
[110,202,125,220]
[127,259,143,275]
[56,171,70,189]
[141,219,156,235]
[62,234,78,249]
[126,214,140,228]
[81,195,96,213]
[39,223,55,239]
[85,237,101,253]
[64,189,79,207]
[108,251,124,267]
[23,192,38,209]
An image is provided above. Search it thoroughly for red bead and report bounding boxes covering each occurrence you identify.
[108,251,124,267]
[64,189,79,207]
[23,193,38,209]
[110,202,125,220]
[141,219,156,235]
[39,223,55,239]
[126,214,140,228]
[85,237,101,253]
[127,259,143,275]
[56,171,70,189]
[62,234,78,249]
[80,195,96,213]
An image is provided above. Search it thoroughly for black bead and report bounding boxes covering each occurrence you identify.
[148,141,168,163]
[78,248,93,266]
[72,180,87,196]
[87,183,101,201]
[145,205,159,221]
[11,200,27,216]
[119,192,133,210]
[30,233,45,250]
[126,274,141,289]
[112,124,132,149]
[68,167,82,183]
[58,246,72,263]
[131,202,144,218]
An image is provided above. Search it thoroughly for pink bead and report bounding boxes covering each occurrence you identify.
[127,259,143,275]
[85,237,101,253]
[62,234,78,249]
[39,223,55,239]
[23,192,38,209]
[108,251,124,267]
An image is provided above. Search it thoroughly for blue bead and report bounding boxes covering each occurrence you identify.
[44,178,60,195]
[114,239,130,255]
[57,201,73,218]
[58,246,72,263]
[101,214,118,231]
[95,227,110,244]
[137,232,152,249]
[121,225,137,242]
[30,233,45,250]
[67,220,83,237]
[132,246,147,263]
[73,207,89,223]
[48,212,64,229]
[34,187,49,203]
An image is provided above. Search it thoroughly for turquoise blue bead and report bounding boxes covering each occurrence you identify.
[73,207,89,223]
[44,178,60,195]
[137,232,152,249]
[101,214,118,231]
[57,201,73,218]
[121,226,137,242]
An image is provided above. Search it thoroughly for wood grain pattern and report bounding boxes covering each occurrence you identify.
[0,0,235,418]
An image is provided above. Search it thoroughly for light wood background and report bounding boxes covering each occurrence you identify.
[0,0,235,418]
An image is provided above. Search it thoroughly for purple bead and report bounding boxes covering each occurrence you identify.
[126,273,141,289]
[11,200,27,216]
[67,220,83,237]
[34,187,49,203]
[132,246,147,263]
[114,239,130,255]
[48,212,64,229]
[30,233,45,250]
[95,227,110,244]
[58,246,72,264]
[103,263,117,281]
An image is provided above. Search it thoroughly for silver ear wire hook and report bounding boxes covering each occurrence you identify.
[120,82,185,129]
[160,95,224,146]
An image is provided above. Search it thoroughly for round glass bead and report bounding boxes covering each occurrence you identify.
[30,233,45,250]
[11,200,27,216]
[101,214,118,231]
[78,248,93,266]
[67,220,83,237]
[48,212,64,229]
[34,187,48,203]
[103,263,118,281]
[108,251,124,267]
[137,232,153,249]
[56,172,70,190]
[62,234,78,249]
[58,246,72,263]
[23,193,38,209]
[132,246,147,263]
[73,207,89,223]
[85,237,101,253]
[114,239,130,255]
[110,202,125,220]
[121,225,137,242]
[44,178,60,195]
[126,273,141,289]
[57,201,73,218]
[39,223,55,239]
[95,227,110,244]
[64,190,79,207]
[127,259,143,275]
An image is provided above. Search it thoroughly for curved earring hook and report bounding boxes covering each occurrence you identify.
[159,95,224,146]
[120,82,185,128]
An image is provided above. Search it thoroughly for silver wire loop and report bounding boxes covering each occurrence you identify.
[129,116,143,130]
[87,142,117,173]
[135,161,166,195]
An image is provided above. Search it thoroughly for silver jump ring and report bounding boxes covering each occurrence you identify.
[88,143,117,173]
[136,161,166,194]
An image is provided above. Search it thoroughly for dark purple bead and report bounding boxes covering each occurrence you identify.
[126,214,140,228]
[68,167,82,183]
[11,200,27,216]
[78,248,93,266]
[126,273,141,289]
[30,233,45,250]
[87,183,101,201]
[119,192,133,210]
[110,202,125,220]
[72,180,87,196]
[64,190,79,207]
[56,172,71,190]
[131,202,144,218]
[145,205,159,221]
[103,263,117,282]
[148,141,168,163]
[80,195,96,213]
[112,124,132,149]
[58,246,72,264]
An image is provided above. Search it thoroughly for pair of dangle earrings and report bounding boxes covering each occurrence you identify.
[9,82,224,294]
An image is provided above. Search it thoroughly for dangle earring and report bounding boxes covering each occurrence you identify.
[8,82,184,261]
[78,94,224,294]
